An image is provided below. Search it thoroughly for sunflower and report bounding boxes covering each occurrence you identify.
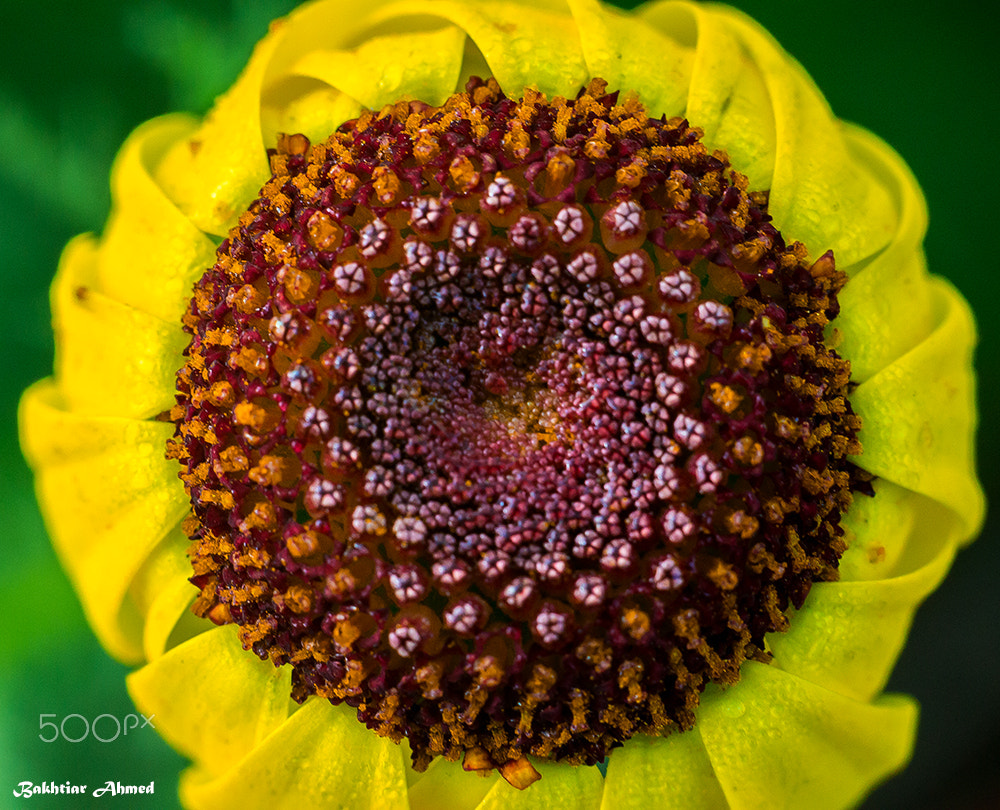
[18,1,983,808]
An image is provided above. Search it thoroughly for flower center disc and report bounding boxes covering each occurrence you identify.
[170,78,869,777]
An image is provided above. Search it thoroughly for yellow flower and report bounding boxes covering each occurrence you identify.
[18,1,984,808]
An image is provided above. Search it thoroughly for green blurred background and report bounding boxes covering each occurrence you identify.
[1,1,996,808]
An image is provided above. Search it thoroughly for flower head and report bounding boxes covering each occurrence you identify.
[19,1,984,808]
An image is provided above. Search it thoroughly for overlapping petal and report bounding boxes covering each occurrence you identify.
[50,233,187,420]
[19,1,983,809]
[601,726,728,810]
[19,382,188,662]
[153,33,281,235]
[475,761,603,810]
[853,278,984,540]
[834,125,935,382]
[569,0,693,119]
[128,627,293,775]
[171,679,409,809]
[407,757,499,810]
[287,24,467,110]
[768,482,961,702]
[701,5,896,267]
[642,1,773,190]
[97,115,220,322]
[696,664,917,810]
[127,524,198,661]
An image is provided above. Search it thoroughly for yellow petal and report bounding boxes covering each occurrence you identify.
[261,82,362,149]
[852,277,984,540]
[288,24,467,109]
[653,0,776,190]
[698,663,917,810]
[142,575,198,663]
[263,0,440,81]
[51,234,185,419]
[628,0,801,192]
[472,760,602,810]
[408,757,497,810]
[126,523,197,662]
[569,0,693,118]
[835,124,934,382]
[601,729,727,810]
[768,486,960,701]
[155,32,284,235]
[128,625,291,776]
[98,114,219,321]
[178,697,409,810]
[837,479,920,583]
[708,6,896,267]
[260,0,464,138]
[19,381,188,663]
[256,0,591,139]
[367,0,590,98]
[259,0,414,143]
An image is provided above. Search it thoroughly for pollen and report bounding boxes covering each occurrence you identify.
[172,77,870,783]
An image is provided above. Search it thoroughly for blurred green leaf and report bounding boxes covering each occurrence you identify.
[122,1,298,112]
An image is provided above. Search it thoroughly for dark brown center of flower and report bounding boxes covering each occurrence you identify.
[168,78,869,783]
